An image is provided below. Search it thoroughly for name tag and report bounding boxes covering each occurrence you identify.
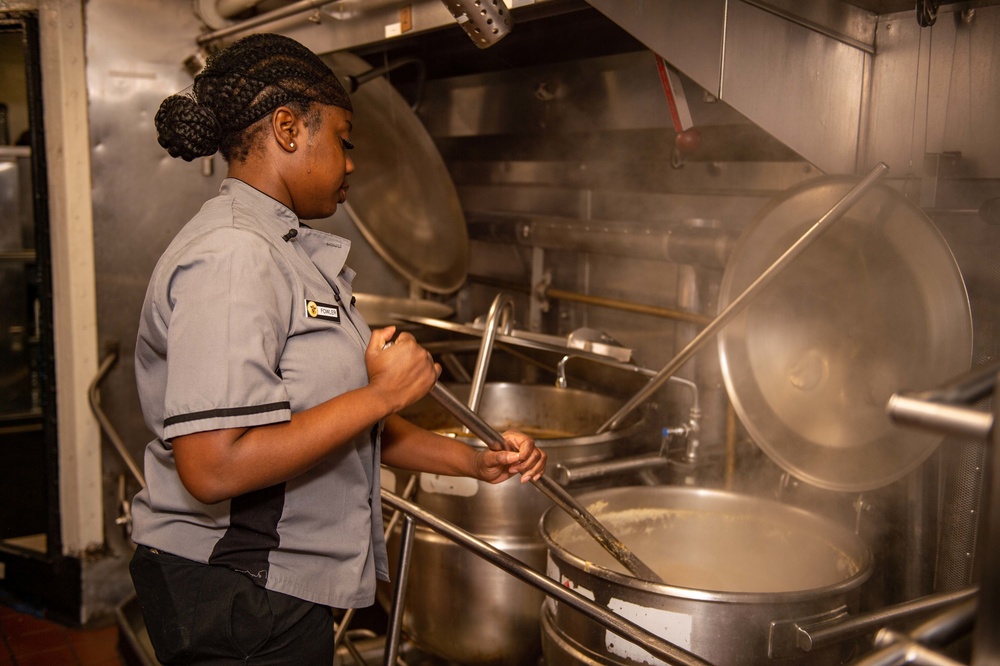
[305,299,340,323]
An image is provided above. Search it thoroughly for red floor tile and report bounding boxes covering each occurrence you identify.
[0,604,124,666]
[0,611,60,639]
[68,625,121,665]
[3,622,65,657]
[14,644,78,665]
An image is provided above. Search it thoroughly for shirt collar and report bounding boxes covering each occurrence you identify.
[220,177,299,231]
[219,178,354,280]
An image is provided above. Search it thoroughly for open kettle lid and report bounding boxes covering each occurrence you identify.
[326,52,469,294]
[717,175,972,492]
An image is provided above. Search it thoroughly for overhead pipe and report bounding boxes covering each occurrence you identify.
[344,57,427,111]
[193,0,269,31]
[468,213,737,270]
[195,0,516,49]
[195,0,333,46]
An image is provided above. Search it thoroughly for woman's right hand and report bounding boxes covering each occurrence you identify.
[365,326,440,414]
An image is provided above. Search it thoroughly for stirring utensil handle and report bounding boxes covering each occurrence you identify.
[427,382,665,583]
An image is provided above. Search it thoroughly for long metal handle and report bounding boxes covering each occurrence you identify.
[598,161,891,433]
[886,361,1000,442]
[886,395,993,441]
[428,382,665,583]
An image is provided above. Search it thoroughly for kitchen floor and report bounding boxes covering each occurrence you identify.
[0,603,124,666]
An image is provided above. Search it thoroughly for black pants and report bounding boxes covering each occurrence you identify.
[129,545,335,665]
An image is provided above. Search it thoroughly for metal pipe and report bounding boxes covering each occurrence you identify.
[88,347,146,490]
[467,293,514,413]
[0,250,37,262]
[214,0,264,18]
[554,452,671,486]
[518,219,737,270]
[467,274,714,325]
[379,489,711,666]
[546,287,713,325]
[427,382,665,583]
[469,213,738,270]
[556,356,699,410]
[886,395,993,442]
[344,58,427,111]
[384,515,416,666]
[195,0,331,46]
[397,314,633,366]
[597,161,891,433]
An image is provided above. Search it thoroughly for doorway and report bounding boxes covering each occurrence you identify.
[0,13,60,567]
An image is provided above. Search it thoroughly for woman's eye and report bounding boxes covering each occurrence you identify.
[341,138,355,150]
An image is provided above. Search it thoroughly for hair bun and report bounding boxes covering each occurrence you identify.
[154,94,221,161]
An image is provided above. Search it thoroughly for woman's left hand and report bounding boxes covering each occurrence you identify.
[474,431,547,484]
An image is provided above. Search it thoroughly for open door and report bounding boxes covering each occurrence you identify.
[0,12,75,617]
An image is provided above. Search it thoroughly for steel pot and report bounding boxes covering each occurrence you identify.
[380,382,651,665]
[540,486,872,665]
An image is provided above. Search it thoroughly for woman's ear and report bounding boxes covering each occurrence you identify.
[271,106,298,153]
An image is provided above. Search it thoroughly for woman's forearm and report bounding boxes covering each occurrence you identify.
[172,384,395,503]
[379,414,479,478]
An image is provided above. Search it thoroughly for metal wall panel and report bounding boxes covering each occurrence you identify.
[585,0,726,95]
[86,0,223,461]
[722,0,867,174]
[83,0,225,612]
[866,7,1000,180]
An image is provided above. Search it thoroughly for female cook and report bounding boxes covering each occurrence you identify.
[128,32,546,665]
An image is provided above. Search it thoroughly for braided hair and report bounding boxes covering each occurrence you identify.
[155,33,352,163]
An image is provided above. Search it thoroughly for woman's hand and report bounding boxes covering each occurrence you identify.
[365,326,440,414]
[474,430,547,484]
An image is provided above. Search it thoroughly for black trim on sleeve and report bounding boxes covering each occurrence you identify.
[163,402,290,428]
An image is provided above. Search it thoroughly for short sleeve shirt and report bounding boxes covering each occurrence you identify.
[130,178,388,609]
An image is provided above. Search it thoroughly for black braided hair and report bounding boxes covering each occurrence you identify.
[154,33,352,162]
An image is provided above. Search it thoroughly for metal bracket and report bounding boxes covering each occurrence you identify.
[769,606,850,659]
[534,267,553,314]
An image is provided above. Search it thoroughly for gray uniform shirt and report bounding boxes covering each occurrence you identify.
[130,178,388,609]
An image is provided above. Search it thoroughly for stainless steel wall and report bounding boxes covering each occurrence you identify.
[83,0,225,606]
[80,0,1000,625]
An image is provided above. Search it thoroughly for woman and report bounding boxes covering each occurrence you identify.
[129,33,545,665]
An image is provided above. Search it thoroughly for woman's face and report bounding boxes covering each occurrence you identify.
[291,104,355,220]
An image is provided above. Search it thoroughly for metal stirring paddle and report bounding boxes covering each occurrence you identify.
[428,382,666,583]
